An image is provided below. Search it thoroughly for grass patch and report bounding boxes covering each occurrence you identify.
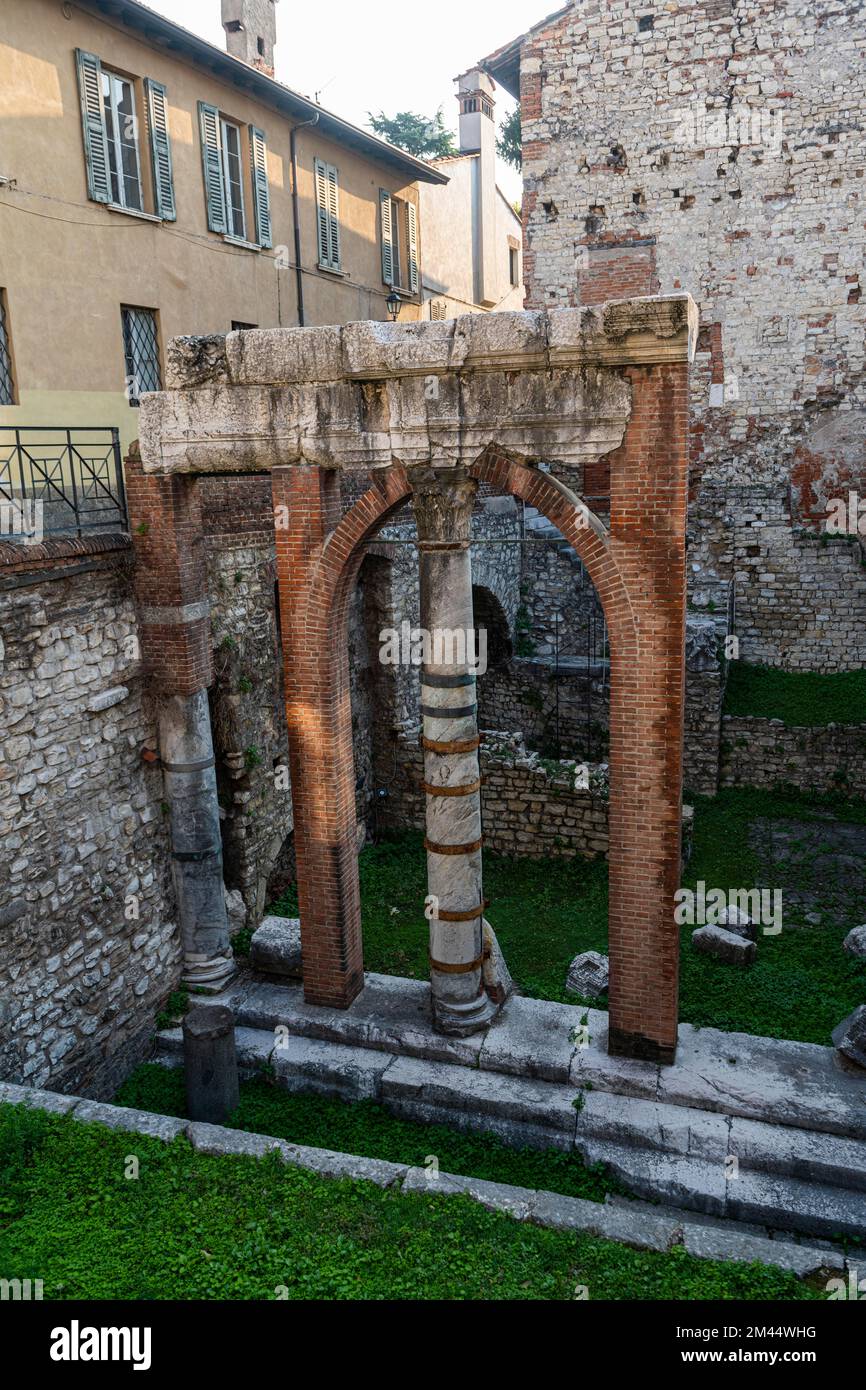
[269,787,866,1045]
[116,1064,626,1205]
[0,1102,817,1301]
[724,661,866,727]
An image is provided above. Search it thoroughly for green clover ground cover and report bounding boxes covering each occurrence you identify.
[116,1063,626,1204]
[0,1103,816,1301]
[266,787,866,1045]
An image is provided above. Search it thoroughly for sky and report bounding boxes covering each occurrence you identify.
[142,0,553,200]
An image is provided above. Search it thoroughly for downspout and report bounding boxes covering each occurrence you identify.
[290,112,320,328]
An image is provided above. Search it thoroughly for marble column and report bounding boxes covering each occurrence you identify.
[160,690,234,991]
[410,466,498,1036]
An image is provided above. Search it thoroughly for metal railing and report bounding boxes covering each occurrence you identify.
[0,427,128,540]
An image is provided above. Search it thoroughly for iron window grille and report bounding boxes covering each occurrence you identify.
[121,306,161,406]
[0,293,14,405]
[0,427,128,538]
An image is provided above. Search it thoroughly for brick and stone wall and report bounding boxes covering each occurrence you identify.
[0,538,177,1096]
[514,0,866,671]
[198,476,293,920]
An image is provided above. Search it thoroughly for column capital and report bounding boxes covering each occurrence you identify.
[408,466,477,545]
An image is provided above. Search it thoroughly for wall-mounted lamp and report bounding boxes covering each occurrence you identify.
[386,288,402,321]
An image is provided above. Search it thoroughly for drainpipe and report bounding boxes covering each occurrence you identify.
[290,112,320,328]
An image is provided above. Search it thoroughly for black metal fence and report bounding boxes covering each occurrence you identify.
[0,427,128,539]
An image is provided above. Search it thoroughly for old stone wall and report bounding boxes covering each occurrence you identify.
[517,0,866,670]
[720,714,866,796]
[689,483,866,672]
[0,539,178,1096]
[478,656,610,761]
[198,476,294,919]
[379,729,611,859]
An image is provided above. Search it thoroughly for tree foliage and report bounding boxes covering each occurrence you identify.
[497,105,522,170]
[367,108,457,159]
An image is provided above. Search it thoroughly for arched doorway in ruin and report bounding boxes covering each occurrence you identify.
[275,441,681,1061]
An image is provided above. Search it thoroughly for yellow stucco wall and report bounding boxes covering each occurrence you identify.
[0,0,424,453]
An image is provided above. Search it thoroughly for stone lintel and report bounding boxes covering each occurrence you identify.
[164,295,697,392]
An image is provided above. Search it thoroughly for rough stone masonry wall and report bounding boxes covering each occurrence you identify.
[720,715,866,795]
[689,482,866,671]
[200,477,292,921]
[518,0,866,669]
[379,730,611,859]
[0,539,177,1096]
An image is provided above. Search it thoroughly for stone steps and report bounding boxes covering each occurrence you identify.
[154,991,866,1241]
[579,1139,866,1242]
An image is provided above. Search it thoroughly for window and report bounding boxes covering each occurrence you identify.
[380,191,419,295]
[509,246,520,287]
[314,159,342,272]
[75,50,176,220]
[220,117,246,239]
[231,321,257,330]
[0,291,15,405]
[102,69,142,210]
[121,307,161,407]
[198,104,271,247]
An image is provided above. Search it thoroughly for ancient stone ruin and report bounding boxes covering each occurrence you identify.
[137,296,696,1062]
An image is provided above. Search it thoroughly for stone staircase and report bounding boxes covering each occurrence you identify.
[156,972,866,1244]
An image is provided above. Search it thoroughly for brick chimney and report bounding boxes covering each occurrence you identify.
[456,68,498,308]
[221,0,277,78]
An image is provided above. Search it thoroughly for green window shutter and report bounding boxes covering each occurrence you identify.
[144,78,176,221]
[249,125,272,248]
[314,158,330,266]
[380,189,394,285]
[198,101,227,233]
[326,163,341,271]
[75,49,111,204]
[406,200,419,294]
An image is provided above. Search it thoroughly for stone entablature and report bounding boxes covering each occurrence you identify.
[140,297,696,478]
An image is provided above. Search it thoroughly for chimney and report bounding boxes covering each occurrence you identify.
[222,0,278,78]
[456,68,497,308]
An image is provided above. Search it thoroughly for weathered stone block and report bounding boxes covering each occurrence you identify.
[692,924,756,965]
[832,1006,866,1070]
[250,916,302,977]
[566,949,609,996]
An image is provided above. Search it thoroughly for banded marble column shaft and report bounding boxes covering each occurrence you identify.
[160,690,234,991]
[410,467,497,1036]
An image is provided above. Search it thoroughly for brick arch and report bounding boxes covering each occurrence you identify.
[468,448,637,657]
[274,401,686,1063]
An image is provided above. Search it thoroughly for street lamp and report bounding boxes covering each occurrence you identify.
[386,287,402,321]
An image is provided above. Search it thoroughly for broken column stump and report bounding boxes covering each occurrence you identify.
[182,1004,239,1124]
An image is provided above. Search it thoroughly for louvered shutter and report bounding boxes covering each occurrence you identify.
[325,163,341,270]
[314,158,331,266]
[198,101,227,233]
[75,49,111,204]
[380,189,394,285]
[144,79,176,221]
[249,125,272,248]
[406,200,419,294]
